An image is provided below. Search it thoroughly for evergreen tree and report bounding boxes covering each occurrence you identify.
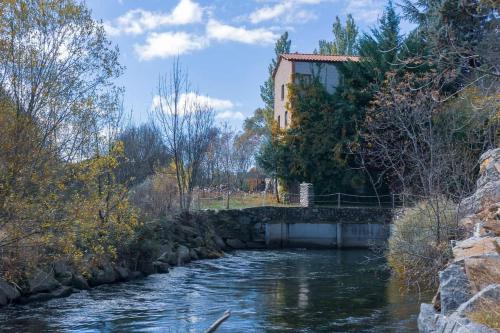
[318,14,358,55]
[260,32,291,111]
[336,0,402,111]
[400,0,498,94]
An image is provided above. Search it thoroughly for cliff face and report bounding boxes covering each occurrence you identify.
[418,148,500,333]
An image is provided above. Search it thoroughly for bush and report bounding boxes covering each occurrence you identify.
[130,168,180,218]
[387,199,460,289]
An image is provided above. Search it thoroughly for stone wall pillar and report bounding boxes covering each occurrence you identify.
[300,183,314,208]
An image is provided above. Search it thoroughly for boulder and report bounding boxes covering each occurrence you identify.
[53,262,73,286]
[189,249,199,260]
[18,286,73,305]
[464,255,500,292]
[439,264,472,315]
[480,204,500,236]
[0,279,20,306]
[53,261,72,275]
[205,250,224,259]
[483,218,500,237]
[88,265,117,286]
[453,321,499,333]
[458,215,481,236]
[460,148,500,215]
[452,237,499,262]
[456,284,500,317]
[176,245,191,265]
[225,238,246,249]
[417,303,439,333]
[158,247,177,265]
[153,261,170,273]
[71,275,89,290]
[28,269,61,294]
[214,234,226,250]
[137,261,155,275]
[191,236,204,248]
[418,302,498,333]
[114,266,131,282]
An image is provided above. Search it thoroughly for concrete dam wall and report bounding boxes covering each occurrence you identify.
[265,221,390,248]
[196,206,393,249]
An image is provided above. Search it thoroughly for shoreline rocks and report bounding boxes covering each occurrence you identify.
[418,148,500,333]
[0,211,255,308]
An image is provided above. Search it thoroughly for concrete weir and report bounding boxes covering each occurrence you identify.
[204,206,393,249]
[265,221,390,248]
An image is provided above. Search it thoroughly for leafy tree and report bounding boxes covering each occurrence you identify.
[0,0,131,278]
[243,107,274,139]
[67,141,139,267]
[318,14,358,55]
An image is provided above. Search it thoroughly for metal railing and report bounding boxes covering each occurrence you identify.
[193,191,418,210]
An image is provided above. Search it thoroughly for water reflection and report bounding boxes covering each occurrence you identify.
[0,250,423,332]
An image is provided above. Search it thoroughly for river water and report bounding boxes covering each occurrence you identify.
[0,250,423,332]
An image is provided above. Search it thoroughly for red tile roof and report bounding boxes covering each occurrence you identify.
[280,53,360,62]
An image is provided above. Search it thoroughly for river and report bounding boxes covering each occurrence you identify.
[0,250,423,332]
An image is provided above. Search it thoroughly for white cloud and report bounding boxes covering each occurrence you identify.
[215,111,245,121]
[249,0,321,24]
[249,2,292,23]
[182,93,234,110]
[104,0,203,36]
[151,93,234,114]
[134,32,208,61]
[206,19,278,45]
[345,0,383,24]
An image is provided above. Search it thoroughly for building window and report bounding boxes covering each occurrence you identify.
[296,73,312,85]
[281,84,285,101]
[284,111,288,127]
[277,115,281,128]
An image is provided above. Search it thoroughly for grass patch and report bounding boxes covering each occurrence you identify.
[197,193,296,210]
[468,299,500,329]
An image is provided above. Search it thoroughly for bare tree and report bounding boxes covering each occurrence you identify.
[233,132,258,190]
[153,59,215,210]
[219,123,235,209]
[363,71,495,242]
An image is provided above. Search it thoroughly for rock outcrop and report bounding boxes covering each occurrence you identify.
[0,279,20,306]
[419,148,500,332]
[438,265,472,315]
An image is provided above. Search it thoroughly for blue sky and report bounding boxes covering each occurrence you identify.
[86,0,412,129]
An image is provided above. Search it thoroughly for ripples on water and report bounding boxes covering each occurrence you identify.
[0,250,422,332]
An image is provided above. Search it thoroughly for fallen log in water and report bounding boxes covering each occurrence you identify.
[205,310,231,333]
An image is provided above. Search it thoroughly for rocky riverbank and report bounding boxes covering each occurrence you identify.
[418,148,500,333]
[0,210,259,308]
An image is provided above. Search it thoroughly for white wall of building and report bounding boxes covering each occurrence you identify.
[273,59,292,129]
